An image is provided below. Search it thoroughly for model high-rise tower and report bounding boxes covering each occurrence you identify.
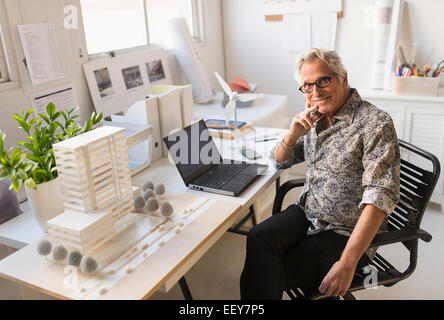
[47,126,134,255]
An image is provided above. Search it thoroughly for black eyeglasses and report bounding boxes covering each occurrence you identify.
[299,74,336,94]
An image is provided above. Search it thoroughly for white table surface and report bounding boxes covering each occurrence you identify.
[132,127,286,208]
[0,127,286,250]
[0,127,287,299]
[194,92,289,128]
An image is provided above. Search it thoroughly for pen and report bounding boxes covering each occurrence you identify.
[255,137,278,143]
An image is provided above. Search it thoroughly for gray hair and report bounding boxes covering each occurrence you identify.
[295,48,348,85]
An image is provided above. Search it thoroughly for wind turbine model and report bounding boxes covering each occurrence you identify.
[214,72,264,133]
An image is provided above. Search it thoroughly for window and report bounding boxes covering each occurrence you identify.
[0,2,19,90]
[0,22,9,83]
[80,0,202,56]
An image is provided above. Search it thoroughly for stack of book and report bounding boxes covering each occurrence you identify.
[205,119,254,140]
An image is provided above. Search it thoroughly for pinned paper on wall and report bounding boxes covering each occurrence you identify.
[311,13,337,49]
[265,0,342,15]
[265,0,343,21]
[283,14,311,53]
[30,82,78,116]
[17,22,64,85]
[284,13,337,53]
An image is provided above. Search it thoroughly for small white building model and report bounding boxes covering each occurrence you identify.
[48,126,135,255]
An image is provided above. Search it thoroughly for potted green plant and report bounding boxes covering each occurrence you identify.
[0,103,103,231]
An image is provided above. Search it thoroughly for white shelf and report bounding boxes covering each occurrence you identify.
[359,88,444,104]
[102,121,153,148]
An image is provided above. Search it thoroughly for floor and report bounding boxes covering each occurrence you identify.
[1,189,443,300]
[150,202,444,300]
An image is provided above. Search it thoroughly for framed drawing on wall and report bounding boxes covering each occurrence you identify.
[83,48,172,118]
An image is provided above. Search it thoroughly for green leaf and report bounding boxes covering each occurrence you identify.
[69,107,80,116]
[25,108,35,121]
[48,122,59,135]
[11,147,22,165]
[32,139,41,156]
[0,170,9,179]
[25,154,41,163]
[16,168,27,180]
[11,114,24,122]
[95,112,103,124]
[29,117,38,128]
[24,178,36,189]
[18,141,35,154]
[12,115,29,133]
[83,119,92,132]
[40,134,49,148]
[38,113,50,125]
[0,156,9,166]
[23,163,33,172]
[46,102,56,118]
[52,111,62,120]
[32,169,48,184]
[56,133,66,141]
[7,167,16,177]
[12,178,22,192]
[54,121,63,130]
[44,156,53,173]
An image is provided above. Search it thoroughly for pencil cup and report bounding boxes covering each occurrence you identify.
[392,75,440,96]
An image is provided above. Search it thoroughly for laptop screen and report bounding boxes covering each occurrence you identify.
[163,119,222,185]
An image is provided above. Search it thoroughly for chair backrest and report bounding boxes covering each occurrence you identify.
[0,178,23,225]
[390,140,440,233]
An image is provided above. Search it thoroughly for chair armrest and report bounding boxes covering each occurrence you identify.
[272,178,305,215]
[369,227,432,248]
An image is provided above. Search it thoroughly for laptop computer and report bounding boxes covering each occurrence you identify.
[163,119,268,196]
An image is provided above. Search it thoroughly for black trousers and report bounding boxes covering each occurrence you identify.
[240,204,370,300]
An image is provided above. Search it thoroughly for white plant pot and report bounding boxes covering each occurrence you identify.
[25,178,64,232]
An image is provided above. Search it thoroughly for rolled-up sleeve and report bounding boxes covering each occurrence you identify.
[359,114,400,215]
[269,136,305,169]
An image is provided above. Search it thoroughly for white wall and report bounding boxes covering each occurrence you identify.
[0,0,225,148]
[0,0,93,149]
[195,0,225,90]
[222,0,444,117]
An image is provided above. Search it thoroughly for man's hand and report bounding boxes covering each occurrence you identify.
[287,104,321,143]
[318,204,386,297]
[275,103,322,163]
[318,260,356,297]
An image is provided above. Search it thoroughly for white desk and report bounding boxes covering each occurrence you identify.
[194,92,289,128]
[0,127,287,299]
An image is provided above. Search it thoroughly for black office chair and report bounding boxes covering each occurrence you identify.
[272,140,441,300]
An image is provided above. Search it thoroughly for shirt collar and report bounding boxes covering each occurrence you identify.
[331,88,361,125]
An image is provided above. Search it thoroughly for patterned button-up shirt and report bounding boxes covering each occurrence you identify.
[271,89,400,259]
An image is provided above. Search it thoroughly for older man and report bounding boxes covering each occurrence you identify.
[240,48,400,299]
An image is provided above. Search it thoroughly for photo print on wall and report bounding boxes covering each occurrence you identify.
[146,60,166,83]
[122,65,144,90]
[94,67,114,98]
[83,47,171,118]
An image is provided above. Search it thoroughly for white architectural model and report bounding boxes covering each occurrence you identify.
[48,126,134,255]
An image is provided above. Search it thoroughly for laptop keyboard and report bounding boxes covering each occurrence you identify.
[194,164,249,189]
